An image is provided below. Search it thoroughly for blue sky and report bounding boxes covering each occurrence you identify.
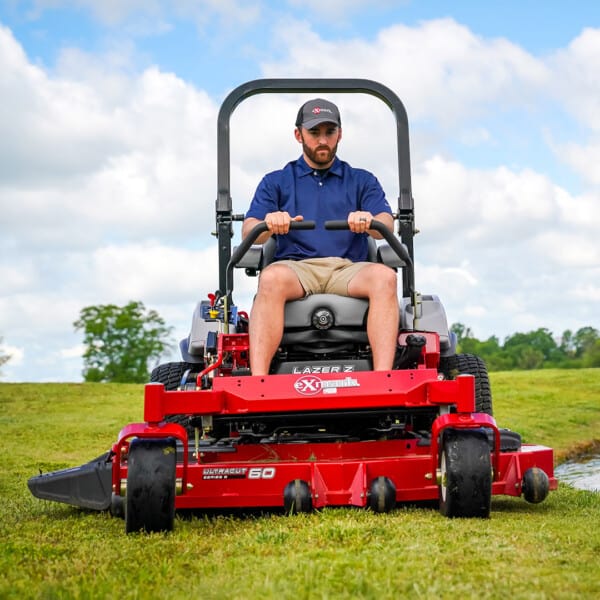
[1,1,599,381]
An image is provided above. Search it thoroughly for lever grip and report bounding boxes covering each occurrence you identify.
[289,220,316,230]
[324,220,349,230]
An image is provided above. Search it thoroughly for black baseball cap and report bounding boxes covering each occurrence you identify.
[295,98,341,129]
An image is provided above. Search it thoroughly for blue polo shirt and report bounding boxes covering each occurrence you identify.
[246,156,392,261]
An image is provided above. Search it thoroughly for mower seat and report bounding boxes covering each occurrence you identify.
[236,237,403,359]
[282,294,370,346]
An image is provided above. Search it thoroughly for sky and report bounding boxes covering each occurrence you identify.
[1,0,599,382]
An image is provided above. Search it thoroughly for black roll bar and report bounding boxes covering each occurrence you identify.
[215,78,416,297]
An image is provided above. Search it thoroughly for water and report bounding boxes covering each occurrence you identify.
[554,455,600,492]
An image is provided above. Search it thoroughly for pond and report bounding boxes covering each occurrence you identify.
[554,455,600,492]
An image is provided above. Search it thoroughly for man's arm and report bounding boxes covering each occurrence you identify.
[370,211,394,238]
[242,216,271,244]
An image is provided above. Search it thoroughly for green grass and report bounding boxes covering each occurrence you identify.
[491,369,600,460]
[1,371,600,599]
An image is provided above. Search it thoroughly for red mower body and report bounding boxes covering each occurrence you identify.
[110,331,556,516]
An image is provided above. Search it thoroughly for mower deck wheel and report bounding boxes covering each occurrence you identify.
[283,479,312,514]
[368,476,396,512]
[125,437,177,534]
[439,429,492,518]
[522,467,550,504]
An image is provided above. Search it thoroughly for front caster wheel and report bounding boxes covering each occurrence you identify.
[368,476,396,513]
[522,467,550,504]
[439,429,492,518]
[283,479,312,514]
[125,438,177,533]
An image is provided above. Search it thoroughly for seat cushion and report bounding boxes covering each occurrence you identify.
[284,294,369,329]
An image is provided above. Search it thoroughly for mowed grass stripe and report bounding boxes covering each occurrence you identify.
[1,369,599,599]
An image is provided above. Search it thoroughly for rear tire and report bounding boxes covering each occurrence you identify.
[439,429,492,518]
[440,353,493,415]
[486,427,522,452]
[125,438,177,534]
[150,361,199,390]
[150,362,200,431]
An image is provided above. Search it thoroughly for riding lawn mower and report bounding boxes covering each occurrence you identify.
[28,79,556,533]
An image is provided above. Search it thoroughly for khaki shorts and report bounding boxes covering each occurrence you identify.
[275,257,368,296]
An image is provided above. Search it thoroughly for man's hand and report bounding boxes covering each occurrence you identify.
[348,211,393,238]
[265,212,304,235]
[242,212,304,243]
[348,211,373,233]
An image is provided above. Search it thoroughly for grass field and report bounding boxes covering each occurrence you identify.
[1,370,599,599]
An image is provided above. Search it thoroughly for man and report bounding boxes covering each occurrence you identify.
[242,98,399,375]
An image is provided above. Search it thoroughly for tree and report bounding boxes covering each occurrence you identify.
[582,339,600,368]
[450,322,473,343]
[74,301,173,383]
[559,329,575,357]
[0,336,11,377]
[503,328,559,369]
[451,323,513,370]
[516,346,545,370]
[573,327,599,357]
[451,322,600,371]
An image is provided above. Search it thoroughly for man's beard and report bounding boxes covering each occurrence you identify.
[301,139,338,167]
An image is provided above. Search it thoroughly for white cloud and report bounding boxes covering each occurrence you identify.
[550,28,600,132]
[571,282,600,302]
[0,293,82,339]
[286,0,398,20]
[407,151,598,341]
[0,341,23,366]
[262,18,550,127]
[531,232,600,268]
[90,243,220,304]
[0,24,226,381]
[0,26,120,184]
[28,0,261,29]
[543,28,600,189]
[414,156,564,249]
[557,140,600,186]
[59,344,85,359]
[0,261,36,294]
[1,24,219,256]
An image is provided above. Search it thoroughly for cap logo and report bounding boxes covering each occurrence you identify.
[312,107,333,115]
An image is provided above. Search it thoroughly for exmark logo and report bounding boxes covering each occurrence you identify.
[294,376,322,395]
[312,107,333,115]
[294,375,360,396]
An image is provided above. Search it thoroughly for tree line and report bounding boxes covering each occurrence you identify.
[1,304,598,383]
[452,323,600,371]
[71,304,598,379]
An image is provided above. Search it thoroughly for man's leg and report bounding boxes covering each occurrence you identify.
[347,264,399,370]
[249,264,304,375]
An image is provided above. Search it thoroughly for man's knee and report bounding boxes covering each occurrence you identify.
[367,264,397,293]
[347,263,397,300]
[257,264,302,299]
[379,264,397,286]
